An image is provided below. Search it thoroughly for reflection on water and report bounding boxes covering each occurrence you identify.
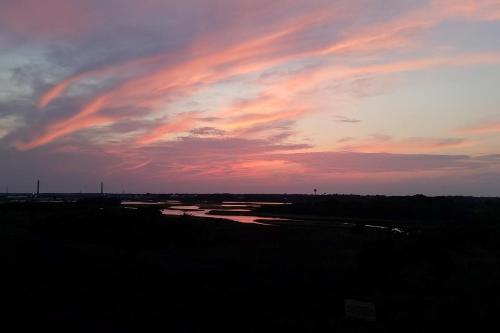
[120,200,290,225]
[365,224,387,230]
[222,201,291,205]
[366,224,406,234]
[121,200,406,232]
[170,205,200,210]
[161,202,290,225]
[122,201,163,205]
[161,209,271,225]
[160,209,185,216]
[121,200,181,205]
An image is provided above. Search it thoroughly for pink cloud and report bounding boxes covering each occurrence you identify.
[457,119,500,134]
[24,9,330,148]
[37,53,167,109]
[17,96,111,150]
[336,136,475,154]
[11,0,500,154]
[137,113,198,145]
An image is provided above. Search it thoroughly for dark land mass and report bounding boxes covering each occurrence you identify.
[1,195,500,332]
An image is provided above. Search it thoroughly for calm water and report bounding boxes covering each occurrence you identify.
[161,201,291,225]
[121,200,181,205]
[169,205,200,210]
[222,201,291,205]
[121,200,406,232]
[161,208,282,225]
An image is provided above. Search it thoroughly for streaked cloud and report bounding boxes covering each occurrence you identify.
[334,115,361,123]
[337,135,474,154]
[457,119,500,134]
[1,0,500,194]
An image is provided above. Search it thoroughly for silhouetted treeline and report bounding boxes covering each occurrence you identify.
[257,195,500,223]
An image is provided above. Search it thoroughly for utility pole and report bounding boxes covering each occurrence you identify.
[36,179,40,196]
[100,182,104,195]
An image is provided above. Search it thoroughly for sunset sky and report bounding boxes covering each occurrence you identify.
[1,0,500,194]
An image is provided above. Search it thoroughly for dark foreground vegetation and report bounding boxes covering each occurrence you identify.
[258,194,500,224]
[1,196,500,332]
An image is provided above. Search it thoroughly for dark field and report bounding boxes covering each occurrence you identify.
[1,196,500,332]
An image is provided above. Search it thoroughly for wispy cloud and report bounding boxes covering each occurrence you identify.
[457,119,500,134]
[1,0,500,194]
[137,113,199,145]
[16,6,500,149]
[333,115,361,123]
[337,135,474,154]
